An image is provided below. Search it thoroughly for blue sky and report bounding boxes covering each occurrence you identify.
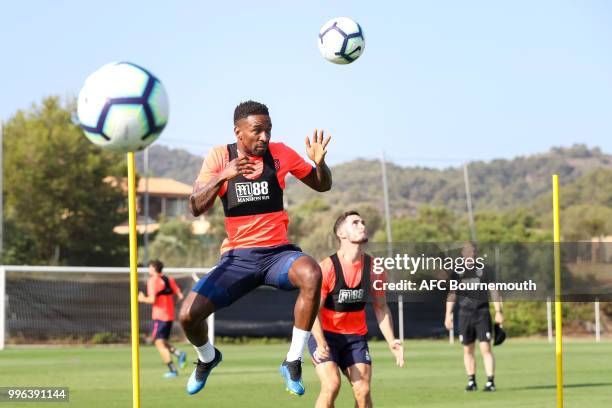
[1,1,611,167]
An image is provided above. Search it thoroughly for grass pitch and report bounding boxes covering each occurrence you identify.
[1,339,611,407]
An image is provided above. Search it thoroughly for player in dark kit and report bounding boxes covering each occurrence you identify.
[309,211,404,408]
[445,241,503,392]
[180,100,332,396]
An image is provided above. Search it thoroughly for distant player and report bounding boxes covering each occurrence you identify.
[180,100,332,396]
[444,241,503,391]
[138,259,187,378]
[309,211,404,408]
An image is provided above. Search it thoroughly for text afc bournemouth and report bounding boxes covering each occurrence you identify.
[373,279,537,292]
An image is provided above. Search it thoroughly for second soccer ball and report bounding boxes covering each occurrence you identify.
[318,17,365,65]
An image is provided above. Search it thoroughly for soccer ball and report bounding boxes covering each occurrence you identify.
[318,17,365,64]
[77,62,169,152]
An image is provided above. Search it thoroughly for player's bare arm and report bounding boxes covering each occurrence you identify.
[444,298,455,331]
[491,290,504,324]
[310,296,331,362]
[189,156,256,216]
[138,291,155,304]
[300,129,332,192]
[444,288,456,330]
[372,294,404,367]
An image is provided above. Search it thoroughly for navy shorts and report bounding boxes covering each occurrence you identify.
[192,244,306,309]
[152,320,173,340]
[308,331,372,370]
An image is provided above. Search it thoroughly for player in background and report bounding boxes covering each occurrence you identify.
[444,241,503,392]
[309,211,404,408]
[180,100,332,396]
[138,259,187,378]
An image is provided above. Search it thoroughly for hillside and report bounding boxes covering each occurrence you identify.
[142,144,612,215]
[135,145,203,185]
[285,144,612,216]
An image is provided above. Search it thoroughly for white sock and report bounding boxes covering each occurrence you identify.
[194,341,215,363]
[286,327,310,362]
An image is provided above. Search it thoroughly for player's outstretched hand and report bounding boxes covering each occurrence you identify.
[389,339,404,368]
[305,129,331,165]
[221,157,256,181]
[314,342,330,363]
[137,291,146,302]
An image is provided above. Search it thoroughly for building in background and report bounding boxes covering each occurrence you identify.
[108,177,209,235]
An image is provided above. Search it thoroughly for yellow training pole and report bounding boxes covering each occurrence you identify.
[552,175,563,408]
[127,152,141,408]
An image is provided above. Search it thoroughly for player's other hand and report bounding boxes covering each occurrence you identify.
[389,339,404,368]
[314,342,330,362]
[305,129,331,165]
[495,311,504,325]
[444,314,453,331]
[221,157,256,181]
[137,291,146,302]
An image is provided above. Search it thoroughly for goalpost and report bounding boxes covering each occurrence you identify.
[0,265,211,350]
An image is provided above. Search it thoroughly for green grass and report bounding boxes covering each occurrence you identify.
[1,339,611,407]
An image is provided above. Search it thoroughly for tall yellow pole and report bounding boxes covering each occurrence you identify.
[127,152,141,408]
[552,175,563,408]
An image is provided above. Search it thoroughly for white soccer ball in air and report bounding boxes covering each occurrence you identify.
[77,62,169,152]
[318,17,365,64]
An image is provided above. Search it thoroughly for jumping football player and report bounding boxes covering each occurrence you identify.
[180,100,332,396]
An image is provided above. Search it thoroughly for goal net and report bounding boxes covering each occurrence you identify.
[0,266,209,348]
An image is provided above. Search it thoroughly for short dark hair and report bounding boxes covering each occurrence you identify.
[333,210,361,237]
[234,100,269,124]
[148,259,164,273]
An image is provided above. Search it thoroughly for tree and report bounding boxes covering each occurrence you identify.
[3,97,128,265]
[470,209,549,243]
[563,204,612,241]
[562,204,612,262]
[143,205,227,267]
[287,199,384,260]
[379,206,461,242]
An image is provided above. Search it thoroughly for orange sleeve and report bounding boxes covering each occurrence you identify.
[194,146,229,196]
[319,257,335,300]
[278,143,313,180]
